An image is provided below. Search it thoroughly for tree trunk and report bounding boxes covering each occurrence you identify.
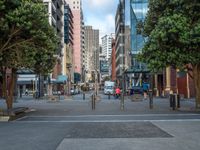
[5,68,17,110]
[2,67,6,98]
[193,64,200,108]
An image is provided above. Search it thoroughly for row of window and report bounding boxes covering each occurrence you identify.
[73,6,79,9]
[73,1,79,4]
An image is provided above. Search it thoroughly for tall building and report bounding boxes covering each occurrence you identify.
[65,0,84,76]
[101,34,115,61]
[84,26,99,81]
[128,0,195,98]
[115,0,125,78]
[63,3,74,93]
[111,39,116,81]
[130,0,148,68]
[64,4,73,46]
[43,0,64,77]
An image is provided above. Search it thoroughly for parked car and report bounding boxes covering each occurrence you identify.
[131,86,143,94]
[70,89,74,95]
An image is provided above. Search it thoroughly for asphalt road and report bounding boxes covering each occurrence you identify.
[1,93,200,150]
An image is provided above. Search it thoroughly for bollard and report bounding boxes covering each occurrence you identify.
[169,94,173,107]
[91,94,96,110]
[172,94,176,110]
[177,94,180,108]
[83,93,85,100]
[149,90,153,109]
[91,94,94,110]
[94,95,96,109]
[108,93,110,100]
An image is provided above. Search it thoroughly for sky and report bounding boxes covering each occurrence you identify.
[82,0,119,40]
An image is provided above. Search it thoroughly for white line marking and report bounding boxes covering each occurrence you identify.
[26,114,200,118]
[14,116,27,121]
[14,119,200,123]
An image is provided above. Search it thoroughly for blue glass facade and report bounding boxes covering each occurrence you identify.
[64,5,73,45]
[130,0,148,54]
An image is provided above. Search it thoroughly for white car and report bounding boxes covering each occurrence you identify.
[104,86,114,95]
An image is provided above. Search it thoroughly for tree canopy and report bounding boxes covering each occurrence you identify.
[0,0,59,109]
[139,0,200,72]
[0,0,58,74]
[138,0,200,107]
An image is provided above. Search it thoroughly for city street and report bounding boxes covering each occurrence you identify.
[1,0,200,150]
[0,92,200,150]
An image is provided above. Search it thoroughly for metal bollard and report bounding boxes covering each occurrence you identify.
[169,94,173,107]
[94,95,96,109]
[108,93,110,99]
[172,94,176,110]
[149,90,153,109]
[83,93,85,100]
[91,94,96,110]
[177,94,180,108]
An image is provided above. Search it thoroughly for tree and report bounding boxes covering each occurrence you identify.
[0,0,58,109]
[138,0,200,108]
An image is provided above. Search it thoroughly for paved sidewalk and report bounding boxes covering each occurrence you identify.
[0,95,199,117]
[1,95,200,150]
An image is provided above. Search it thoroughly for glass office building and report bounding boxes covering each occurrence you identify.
[124,0,149,87]
[130,0,148,54]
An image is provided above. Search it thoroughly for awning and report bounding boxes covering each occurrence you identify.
[125,68,150,74]
[50,75,67,84]
[57,75,68,82]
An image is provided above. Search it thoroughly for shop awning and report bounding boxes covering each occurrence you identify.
[51,75,68,84]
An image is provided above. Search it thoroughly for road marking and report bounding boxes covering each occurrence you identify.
[14,119,200,123]
[25,113,200,118]
[14,116,27,121]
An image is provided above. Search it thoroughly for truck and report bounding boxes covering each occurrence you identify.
[104,81,115,95]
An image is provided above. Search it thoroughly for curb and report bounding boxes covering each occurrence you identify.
[0,116,10,122]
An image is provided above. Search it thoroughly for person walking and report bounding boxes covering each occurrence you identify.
[142,81,149,100]
[115,87,121,99]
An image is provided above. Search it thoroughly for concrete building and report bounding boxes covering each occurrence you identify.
[43,0,64,77]
[65,0,84,76]
[84,26,99,81]
[111,39,116,81]
[14,0,65,97]
[115,0,125,79]
[64,4,73,46]
[101,34,115,61]
[81,13,85,82]
[63,3,74,94]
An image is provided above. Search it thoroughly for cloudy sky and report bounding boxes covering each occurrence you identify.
[82,0,118,39]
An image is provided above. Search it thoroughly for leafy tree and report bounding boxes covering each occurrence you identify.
[0,0,58,109]
[138,0,200,108]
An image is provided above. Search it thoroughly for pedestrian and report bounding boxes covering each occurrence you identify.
[115,87,121,99]
[142,81,149,100]
[25,89,28,96]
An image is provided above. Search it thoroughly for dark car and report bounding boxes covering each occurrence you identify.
[131,86,143,94]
